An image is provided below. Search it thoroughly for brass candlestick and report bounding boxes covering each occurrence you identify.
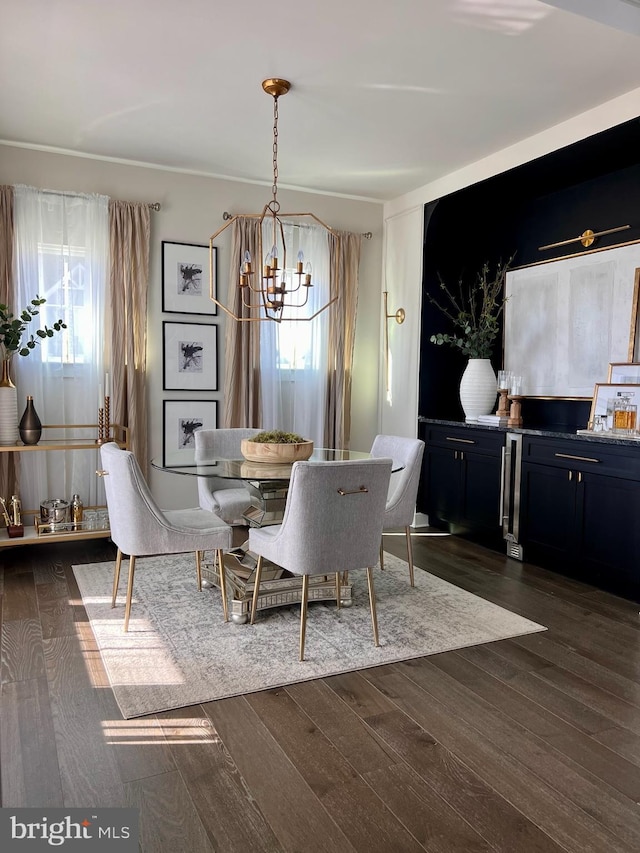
[96,397,111,444]
[104,395,111,442]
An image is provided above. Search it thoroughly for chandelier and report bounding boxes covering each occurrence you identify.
[209,79,339,322]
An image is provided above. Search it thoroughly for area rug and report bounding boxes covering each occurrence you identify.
[72,553,546,719]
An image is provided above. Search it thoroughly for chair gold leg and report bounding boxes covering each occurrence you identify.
[217,549,228,622]
[366,566,380,647]
[123,555,137,632]
[335,571,341,610]
[250,556,264,625]
[379,540,385,571]
[111,548,123,608]
[300,575,309,661]
[405,526,415,587]
[195,550,203,591]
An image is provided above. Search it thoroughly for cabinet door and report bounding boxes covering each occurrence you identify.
[577,471,640,599]
[424,445,460,525]
[459,450,502,532]
[520,462,578,570]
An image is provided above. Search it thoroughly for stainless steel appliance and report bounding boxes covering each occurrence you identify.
[500,432,524,560]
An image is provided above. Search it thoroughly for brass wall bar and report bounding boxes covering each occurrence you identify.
[538,224,630,251]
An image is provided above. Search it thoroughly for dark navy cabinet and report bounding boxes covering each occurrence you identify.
[420,422,504,541]
[519,434,640,600]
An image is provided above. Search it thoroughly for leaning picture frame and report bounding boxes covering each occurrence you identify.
[163,399,218,466]
[607,362,640,384]
[162,321,218,391]
[589,382,640,429]
[162,240,217,315]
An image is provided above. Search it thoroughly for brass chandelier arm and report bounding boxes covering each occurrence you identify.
[538,224,630,251]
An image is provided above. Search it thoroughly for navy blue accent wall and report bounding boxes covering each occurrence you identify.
[420,117,640,430]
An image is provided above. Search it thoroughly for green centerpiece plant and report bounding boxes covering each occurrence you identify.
[242,429,314,463]
[249,430,307,444]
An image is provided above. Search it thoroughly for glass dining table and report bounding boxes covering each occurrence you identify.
[151,447,388,622]
[152,446,375,528]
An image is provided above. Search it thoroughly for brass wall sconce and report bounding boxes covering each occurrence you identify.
[383,291,405,393]
[384,291,405,326]
[538,224,630,252]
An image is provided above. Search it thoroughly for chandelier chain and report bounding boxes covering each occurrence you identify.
[271,94,280,213]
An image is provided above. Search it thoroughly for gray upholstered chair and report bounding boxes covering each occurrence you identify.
[239,458,392,660]
[194,427,261,525]
[371,434,425,587]
[99,442,232,630]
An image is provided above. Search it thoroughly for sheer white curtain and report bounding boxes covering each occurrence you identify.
[260,222,330,445]
[13,185,109,511]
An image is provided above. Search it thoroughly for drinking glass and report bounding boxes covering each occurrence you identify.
[84,509,97,530]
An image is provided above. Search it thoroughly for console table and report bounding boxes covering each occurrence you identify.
[0,423,128,548]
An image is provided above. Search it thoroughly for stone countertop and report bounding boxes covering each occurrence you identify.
[418,416,640,447]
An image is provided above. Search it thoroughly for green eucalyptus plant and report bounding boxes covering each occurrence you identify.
[0,296,66,361]
[427,257,513,359]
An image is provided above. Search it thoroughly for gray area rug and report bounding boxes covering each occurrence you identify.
[73,553,546,719]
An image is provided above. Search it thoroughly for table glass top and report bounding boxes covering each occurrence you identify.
[151,447,380,481]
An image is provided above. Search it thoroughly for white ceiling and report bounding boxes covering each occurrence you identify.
[2,0,640,202]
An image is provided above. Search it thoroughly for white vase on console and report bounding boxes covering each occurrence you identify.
[459,358,497,422]
[0,359,19,445]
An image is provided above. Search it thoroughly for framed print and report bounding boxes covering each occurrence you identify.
[163,399,218,466]
[504,245,640,397]
[162,240,217,315]
[607,362,640,383]
[589,382,640,430]
[163,321,218,391]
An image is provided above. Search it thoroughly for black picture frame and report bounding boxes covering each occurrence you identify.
[162,240,217,315]
[163,399,218,466]
[162,320,218,391]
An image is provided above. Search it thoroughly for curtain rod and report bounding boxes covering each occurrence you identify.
[35,187,161,210]
[222,211,371,239]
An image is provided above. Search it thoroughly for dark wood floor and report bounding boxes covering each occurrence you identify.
[2,530,640,852]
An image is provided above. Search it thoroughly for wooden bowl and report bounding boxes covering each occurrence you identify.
[240,438,314,464]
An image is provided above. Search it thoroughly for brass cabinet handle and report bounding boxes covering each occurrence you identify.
[446,437,475,444]
[555,453,600,463]
[578,471,583,483]
[96,469,109,477]
[337,486,368,496]
[568,470,573,481]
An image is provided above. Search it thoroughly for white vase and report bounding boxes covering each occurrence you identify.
[0,360,19,445]
[459,358,497,422]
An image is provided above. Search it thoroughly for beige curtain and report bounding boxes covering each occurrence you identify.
[108,201,150,472]
[325,230,362,449]
[0,186,19,498]
[222,217,262,427]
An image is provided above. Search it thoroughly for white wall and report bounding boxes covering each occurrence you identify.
[0,146,384,509]
[379,205,423,438]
